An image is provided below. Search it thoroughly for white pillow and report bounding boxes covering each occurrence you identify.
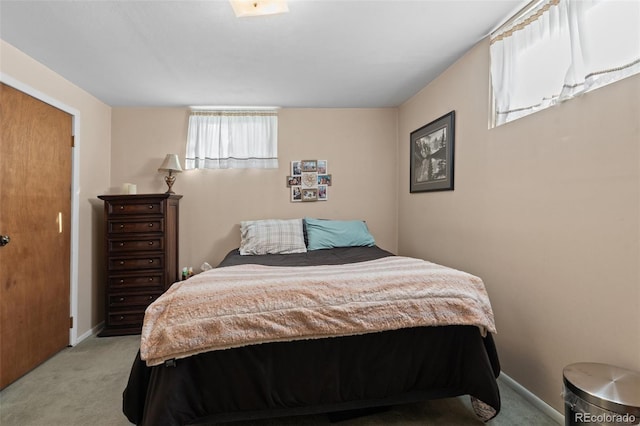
[239,219,307,255]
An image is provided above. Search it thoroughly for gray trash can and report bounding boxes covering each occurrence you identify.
[563,363,640,426]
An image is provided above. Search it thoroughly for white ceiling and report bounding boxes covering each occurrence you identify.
[0,0,525,108]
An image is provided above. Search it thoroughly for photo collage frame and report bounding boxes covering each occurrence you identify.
[287,160,332,202]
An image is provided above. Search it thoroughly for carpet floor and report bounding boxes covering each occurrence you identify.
[0,334,559,426]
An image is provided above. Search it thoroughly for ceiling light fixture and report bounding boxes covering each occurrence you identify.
[230,0,289,17]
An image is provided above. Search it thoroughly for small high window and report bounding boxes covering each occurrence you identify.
[490,0,640,127]
[185,109,278,169]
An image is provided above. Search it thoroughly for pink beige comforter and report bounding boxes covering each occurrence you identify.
[140,256,496,367]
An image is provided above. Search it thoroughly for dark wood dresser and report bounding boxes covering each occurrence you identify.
[97,193,182,337]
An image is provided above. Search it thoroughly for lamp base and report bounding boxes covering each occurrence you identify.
[164,173,176,194]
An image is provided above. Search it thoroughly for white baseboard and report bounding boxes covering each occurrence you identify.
[74,321,105,345]
[498,372,564,425]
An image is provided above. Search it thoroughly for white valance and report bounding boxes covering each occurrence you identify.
[490,0,640,126]
[185,110,278,169]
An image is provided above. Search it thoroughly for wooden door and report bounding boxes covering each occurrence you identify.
[0,83,72,389]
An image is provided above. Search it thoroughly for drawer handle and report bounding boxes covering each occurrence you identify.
[119,261,125,265]
[119,297,125,302]
[119,224,124,229]
[148,296,154,300]
[148,223,154,228]
[119,315,125,320]
[148,277,154,282]
[119,279,125,284]
[148,241,154,246]
[148,259,154,264]
[119,242,125,247]
[148,205,154,209]
[119,206,124,210]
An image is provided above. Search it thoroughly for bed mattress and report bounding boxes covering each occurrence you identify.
[123,246,501,425]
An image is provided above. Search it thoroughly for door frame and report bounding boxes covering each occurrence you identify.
[1,73,81,346]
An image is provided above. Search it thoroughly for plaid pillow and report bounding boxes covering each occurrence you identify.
[239,219,307,255]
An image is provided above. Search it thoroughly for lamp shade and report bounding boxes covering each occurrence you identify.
[158,154,183,173]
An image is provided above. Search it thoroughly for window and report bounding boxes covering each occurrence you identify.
[185,110,278,169]
[490,0,640,127]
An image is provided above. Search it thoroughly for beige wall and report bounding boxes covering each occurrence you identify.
[397,38,640,412]
[110,108,399,271]
[0,40,112,338]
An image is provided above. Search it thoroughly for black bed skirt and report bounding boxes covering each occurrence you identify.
[123,325,500,426]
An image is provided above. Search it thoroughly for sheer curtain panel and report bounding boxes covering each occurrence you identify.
[186,111,278,169]
[490,0,640,126]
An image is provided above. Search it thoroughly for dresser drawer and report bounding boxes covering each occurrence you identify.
[106,200,164,216]
[108,219,164,234]
[108,292,162,308]
[109,273,164,289]
[107,311,145,327]
[108,237,164,253]
[109,255,164,271]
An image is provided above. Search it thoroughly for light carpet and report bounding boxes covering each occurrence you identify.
[0,334,560,426]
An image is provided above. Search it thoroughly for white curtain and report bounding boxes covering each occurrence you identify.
[490,0,640,126]
[185,111,278,169]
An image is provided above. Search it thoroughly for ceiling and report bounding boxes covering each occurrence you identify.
[0,0,525,108]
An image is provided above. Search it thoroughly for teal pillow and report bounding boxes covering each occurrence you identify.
[304,218,375,250]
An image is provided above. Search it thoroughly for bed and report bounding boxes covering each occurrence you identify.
[123,218,501,425]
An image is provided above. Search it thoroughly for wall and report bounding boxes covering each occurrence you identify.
[0,40,112,338]
[110,108,398,271]
[397,37,640,412]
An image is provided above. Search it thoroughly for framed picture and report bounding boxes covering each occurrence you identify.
[410,111,455,193]
[287,176,301,187]
[301,160,317,172]
[291,186,302,202]
[301,188,318,202]
[291,161,302,176]
[301,172,318,188]
[317,160,327,174]
[318,174,332,186]
[318,185,328,200]
[288,160,331,202]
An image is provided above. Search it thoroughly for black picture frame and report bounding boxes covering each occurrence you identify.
[410,111,455,193]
